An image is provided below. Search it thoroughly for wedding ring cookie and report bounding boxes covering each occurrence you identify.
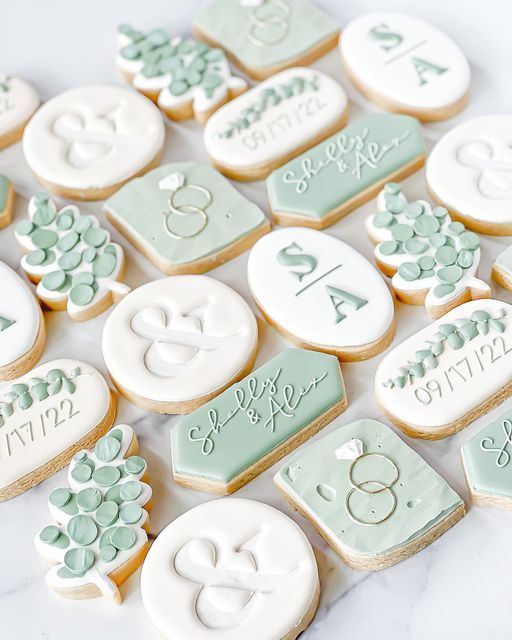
[247,228,395,361]
[141,498,319,639]
[0,176,15,230]
[35,424,151,603]
[375,299,512,439]
[267,113,425,229]
[427,116,512,234]
[340,13,470,121]
[193,0,339,80]
[0,359,116,501]
[102,275,258,414]
[105,162,270,275]
[275,419,465,571]
[22,85,164,201]
[0,75,40,149]
[204,67,348,181]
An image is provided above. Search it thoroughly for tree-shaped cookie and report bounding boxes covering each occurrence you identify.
[35,424,152,603]
[366,184,490,318]
[15,192,130,321]
[116,24,247,123]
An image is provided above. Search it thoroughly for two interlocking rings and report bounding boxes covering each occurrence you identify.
[345,453,399,526]
[163,183,212,240]
[247,0,291,48]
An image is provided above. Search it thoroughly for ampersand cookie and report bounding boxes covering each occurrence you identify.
[141,498,319,639]
[275,418,465,571]
[102,275,258,414]
[22,85,164,200]
[105,162,270,275]
[366,184,490,318]
[117,25,247,123]
[171,348,346,494]
[0,176,15,230]
[35,424,151,603]
[203,67,348,181]
[0,359,116,501]
[0,74,40,149]
[340,13,470,121]
[375,299,512,439]
[247,228,395,361]
[267,113,425,228]
[16,192,130,321]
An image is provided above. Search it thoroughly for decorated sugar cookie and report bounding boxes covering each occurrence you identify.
[193,0,339,80]
[275,419,465,571]
[141,498,319,639]
[0,359,116,501]
[267,113,425,228]
[340,13,470,121]
[117,25,247,123]
[172,348,346,494]
[102,275,258,414]
[247,228,395,361]
[203,67,348,181]
[375,299,512,439]
[0,176,15,229]
[427,116,512,234]
[35,424,151,603]
[0,75,40,149]
[366,184,490,319]
[105,162,270,275]
[22,85,164,200]
[492,246,512,292]
[16,192,130,322]
[0,262,45,381]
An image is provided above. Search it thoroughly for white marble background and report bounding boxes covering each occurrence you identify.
[2,1,512,638]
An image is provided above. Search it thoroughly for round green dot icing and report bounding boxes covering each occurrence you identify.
[67,515,98,546]
[100,544,118,563]
[119,503,143,524]
[31,228,58,249]
[448,221,465,235]
[57,231,80,253]
[82,247,96,263]
[73,271,95,286]
[105,485,123,505]
[404,237,427,254]
[56,212,74,230]
[69,283,95,307]
[433,283,456,297]
[41,270,66,292]
[96,500,120,527]
[16,220,34,236]
[58,251,82,271]
[83,227,107,248]
[404,202,423,218]
[392,223,414,242]
[435,246,457,266]
[71,463,93,483]
[40,525,60,544]
[380,240,398,256]
[73,451,87,462]
[429,233,446,248]
[125,456,145,475]
[74,216,93,233]
[437,265,463,284]
[26,249,47,266]
[94,436,122,463]
[64,547,95,575]
[49,488,72,508]
[373,212,395,228]
[99,527,117,548]
[398,262,421,281]
[417,255,435,271]
[92,465,121,487]
[414,216,439,237]
[92,253,117,277]
[460,231,480,250]
[120,481,142,501]
[111,526,136,550]
[457,250,474,268]
[76,488,102,512]
[33,205,56,227]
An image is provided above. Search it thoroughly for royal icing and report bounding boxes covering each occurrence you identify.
[267,113,425,224]
[171,348,345,486]
[141,498,318,639]
[0,359,113,499]
[35,424,151,601]
[494,246,512,285]
[366,184,490,315]
[0,175,13,229]
[427,116,512,230]
[22,85,164,193]
[104,162,269,273]
[375,300,512,435]
[340,13,470,114]
[275,419,463,557]
[247,228,394,356]
[102,276,258,408]
[0,75,40,139]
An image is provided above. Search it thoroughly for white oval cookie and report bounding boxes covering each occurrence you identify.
[375,299,512,439]
[102,275,258,413]
[141,498,319,640]
[427,115,512,234]
[247,228,395,360]
[340,13,470,121]
[0,75,40,149]
[0,358,116,501]
[22,85,165,200]
[203,67,348,180]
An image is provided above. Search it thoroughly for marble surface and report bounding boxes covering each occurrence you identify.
[2,1,512,639]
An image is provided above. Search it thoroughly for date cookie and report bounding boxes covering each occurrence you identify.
[0,74,40,149]
[0,176,15,230]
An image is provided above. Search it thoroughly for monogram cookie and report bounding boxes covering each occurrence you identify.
[102,275,258,414]
[22,85,165,201]
[275,419,465,570]
[340,13,470,121]
[0,75,40,149]
[193,0,339,80]
[203,67,348,181]
[0,176,15,230]
[104,162,270,275]
[141,498,319,639]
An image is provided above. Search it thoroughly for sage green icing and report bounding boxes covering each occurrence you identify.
[495,245,512,276]
[0,175,9,211]
[0,316,15,332]
[275,419,463,556]
[266,114,425,220]
[171,348,344,484]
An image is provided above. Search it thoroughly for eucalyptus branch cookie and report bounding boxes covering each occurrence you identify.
[275,419,465,571]
[375,299,512,439]
[104,162,270,275]
[0,176,15,229]
[35,424,151,603]
[117,25,247,123]
[0,74,39,149]
[366,184,490,318]
[0,359,116,501]
[203,67,348,181]
[16,192,130,321]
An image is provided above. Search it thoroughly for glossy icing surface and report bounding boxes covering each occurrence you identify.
[0,75,40,136]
